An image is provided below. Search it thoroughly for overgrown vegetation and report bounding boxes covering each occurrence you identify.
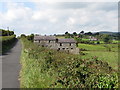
[78,43,118,70]
[20,38,118,88]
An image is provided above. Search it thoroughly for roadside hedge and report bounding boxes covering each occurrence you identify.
[20,38,118,88]
[0,35,16,54]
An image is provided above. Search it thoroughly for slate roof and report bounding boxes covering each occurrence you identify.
[58,39,77,43]
[34,35,77,43]
[34,35,56,40]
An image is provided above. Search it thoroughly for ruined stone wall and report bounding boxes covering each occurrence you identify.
[55,43,76,50]
[34,40,80,54]
[69,48,80,54]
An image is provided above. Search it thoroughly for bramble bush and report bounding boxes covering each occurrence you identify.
[20,38,118,88]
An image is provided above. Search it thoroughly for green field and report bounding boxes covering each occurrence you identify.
[78,43,118,70]
[82,38,90,41]
[54,37,118,70]
[112,40,119,43]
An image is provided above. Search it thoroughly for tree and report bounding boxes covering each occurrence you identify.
[27,34,34,42]
[65,32,69,35]
[87,32,92,35]
[85,32,92,35]
[78,34,83,38]
[2,30,7,36]
[65,31,71,38]
[94,32,99,36]
[80,31,84,34]
[30,34,34,42]
[9,31,14,36]
[1,29,14,36]
[103,35,112,44]
[73,32,77,36]
[21,34,26,38]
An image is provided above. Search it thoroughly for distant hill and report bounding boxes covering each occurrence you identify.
[99,31,119,34]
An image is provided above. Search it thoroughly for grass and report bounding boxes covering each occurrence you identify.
[20,38,118,88]
[20,38,68,88]
[94,41,104,44]
[81,38,118,44]
[82,38,90,41]
[78,43,118,70]
[20,50,58,88]
[78,43,106,51]
[112,40,119,43]
[82,51,118,70]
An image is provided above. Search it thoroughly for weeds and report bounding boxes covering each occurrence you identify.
[20,38,118,88]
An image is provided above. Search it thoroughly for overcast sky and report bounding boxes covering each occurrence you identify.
[0,0,118,36]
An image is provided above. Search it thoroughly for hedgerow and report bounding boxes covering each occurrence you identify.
[0,35,16,54]
[20,38,118,88]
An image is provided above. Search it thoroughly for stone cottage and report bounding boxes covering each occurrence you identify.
[34,35,80,54]
[34,35,56,48]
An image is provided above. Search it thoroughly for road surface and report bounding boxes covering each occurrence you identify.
[2,40,21,88]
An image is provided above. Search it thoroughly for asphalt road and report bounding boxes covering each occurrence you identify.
[2,40,22,88]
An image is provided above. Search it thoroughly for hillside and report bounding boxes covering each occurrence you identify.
[99,31,119,34]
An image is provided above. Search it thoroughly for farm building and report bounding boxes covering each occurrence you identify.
[89,36,98,41]
[34,35,79,54]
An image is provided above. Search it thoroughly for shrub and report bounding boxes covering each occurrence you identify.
[20,38,118,88]
[97,41,100,44]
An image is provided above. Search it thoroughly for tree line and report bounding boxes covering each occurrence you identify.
[0,29,16,54]
[20,34,34,42]
[20,30,119,44]
[57,31,119,44]
[0,29,14,36]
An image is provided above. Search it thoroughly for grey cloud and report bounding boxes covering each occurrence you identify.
[0,2,118,36]
[94,2,118,11]
[55,2,88,9]
[54,2,117,12]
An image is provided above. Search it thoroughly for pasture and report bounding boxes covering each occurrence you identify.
[78,43,118,70]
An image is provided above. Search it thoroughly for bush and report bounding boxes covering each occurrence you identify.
[20,38,118,88]
[97,41,100,44]
[79,40,95,44]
